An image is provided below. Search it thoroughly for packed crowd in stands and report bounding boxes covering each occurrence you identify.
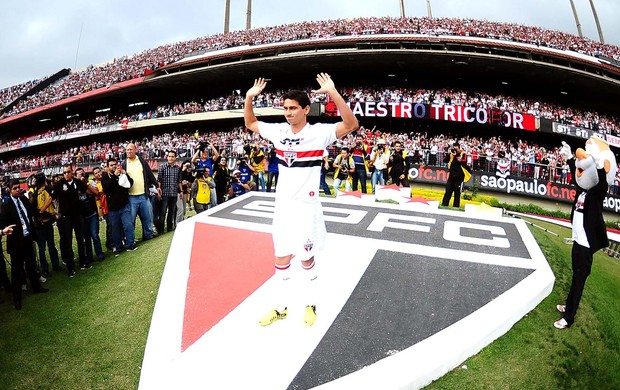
[3,126,620,194]
[0,77,45,109]
[2,16,619,118]
[3,84,619,154]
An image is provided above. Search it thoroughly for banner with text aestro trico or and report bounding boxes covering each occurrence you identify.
[326,102,538,131]
[407,164,620,213]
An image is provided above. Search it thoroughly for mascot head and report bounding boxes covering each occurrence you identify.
[574,136,617,190]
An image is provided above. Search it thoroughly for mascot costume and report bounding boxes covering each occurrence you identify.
[554,137,617,329]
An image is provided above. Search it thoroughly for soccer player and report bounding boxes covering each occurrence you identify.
[244,73,358,326]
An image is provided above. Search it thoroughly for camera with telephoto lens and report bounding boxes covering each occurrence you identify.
[199,141,210,152]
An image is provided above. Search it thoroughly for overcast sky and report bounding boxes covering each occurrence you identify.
[1,0,618,89]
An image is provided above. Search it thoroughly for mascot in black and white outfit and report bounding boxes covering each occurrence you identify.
[554,137,616,329]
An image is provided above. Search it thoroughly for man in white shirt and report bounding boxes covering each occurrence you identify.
[244,73,358,327]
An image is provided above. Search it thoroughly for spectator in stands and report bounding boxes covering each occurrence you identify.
[122,143,157,242]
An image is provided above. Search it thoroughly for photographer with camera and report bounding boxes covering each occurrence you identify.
[30,172,62,275]
[249,143,267,192]
[192,139,220,207]
[266,144,279,192]
[351,134,370,193]
[227,170,251,199]
[237,156,257,191]
[333,148,355,194]
[192,139,220,174]
[191,167,215,213]
[441,142,471,208]
[370,138,390,194]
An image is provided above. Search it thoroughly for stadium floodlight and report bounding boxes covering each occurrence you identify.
[589,0,605,44]
[569,0,584,37]
[224,0,231,34]
[561,91,568,95]
[246,0,252,30]
[501,81,509,85]
[96,108,111,113]
[39,118,51,122]
[129,102,148,107]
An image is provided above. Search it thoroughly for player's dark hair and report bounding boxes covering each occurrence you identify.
[282,90,310,108]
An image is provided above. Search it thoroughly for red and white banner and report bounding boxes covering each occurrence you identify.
[337,102,538,131]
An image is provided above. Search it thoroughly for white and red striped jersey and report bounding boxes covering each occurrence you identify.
[259,121,337,203]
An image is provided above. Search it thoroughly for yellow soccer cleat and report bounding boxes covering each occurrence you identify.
[304,305,317,327]
[258,307,288,326]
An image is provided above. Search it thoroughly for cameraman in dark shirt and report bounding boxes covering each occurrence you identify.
[441,142,467,208]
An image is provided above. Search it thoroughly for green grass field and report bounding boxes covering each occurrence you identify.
[0,213,619,389]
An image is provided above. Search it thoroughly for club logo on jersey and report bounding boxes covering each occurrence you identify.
[304,239,314,252]
[283,151,297,166]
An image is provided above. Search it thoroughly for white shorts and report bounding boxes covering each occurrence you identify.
[271,199,326,261]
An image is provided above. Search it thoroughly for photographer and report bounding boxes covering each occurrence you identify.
[333,148,354,193]
[441,142,470,208]
[190,167,215,213]
[228,170,251,199]
[249,143,267,192]
[266,144,279,192]
[388,141,410,188]
[237,157,257,191]
[351,134,370,193]
[191,139,220,174]
[370,139,390,194]
[30,172,62,275]
[192,141,219,207]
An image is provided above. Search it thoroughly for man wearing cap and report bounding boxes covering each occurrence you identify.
[228,170,251,199]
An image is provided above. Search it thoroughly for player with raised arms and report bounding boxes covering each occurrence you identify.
[244,73,359,327]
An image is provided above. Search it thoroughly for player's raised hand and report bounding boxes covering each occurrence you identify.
[246,78,267,99]
[312,73,336,94]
